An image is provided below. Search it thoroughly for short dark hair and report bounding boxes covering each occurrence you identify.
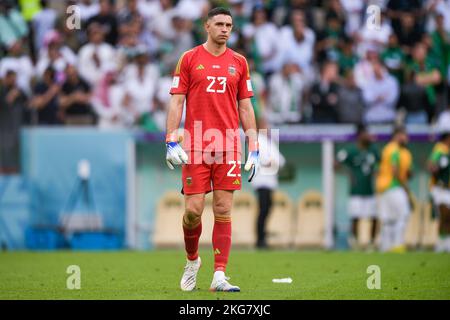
[5,69,16,77]
[320,60,338,74]
[207,7,232,20]
[392,125,406,137]
[44,66,55,78]
[356,124,367,137]
[440,133,450,141]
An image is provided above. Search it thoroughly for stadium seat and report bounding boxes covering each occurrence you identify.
[153,191,184,248]
[266,191,295,248]
[420,201,439,248]
[293,191,325,248]
[230,192,258,248]
[200,192,257,248]
[153,191,258,249]
[404,196,421,248]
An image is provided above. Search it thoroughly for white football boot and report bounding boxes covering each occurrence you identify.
[180,257,201,291]
[209,271,240,292]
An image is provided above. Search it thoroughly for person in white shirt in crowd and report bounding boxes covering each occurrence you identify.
[232,0,259,17]
[426,0,450,32]
[78,22,117,87]
[77,0,100,22]
[242,6,280,76]
[160,11,194,72]
[278,9,316,86]
[152,70,174,131]
[340,0,365,37]
[31,0,57,53]
[267,61,305,125]
[138,0,171,31]
[248,56,266,116]
[91,64,129,129]
[36,30,77,80]
[118,0,142,26]
[436,98,450,129]
[123,13,159,58]
[0,40,34,96]
[175,0,208,20]
[138,0,161,22]
[354,46,379,89]
[120,45,160,126]
[361,58,400,124]
[356,10,393,57]
[250,117,286,249]
[149,0,177,43]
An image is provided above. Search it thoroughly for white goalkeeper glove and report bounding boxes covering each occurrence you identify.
[244,141,259,182]
[165,134,188,170]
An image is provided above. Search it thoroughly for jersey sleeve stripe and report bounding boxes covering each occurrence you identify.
[244,59,250,77]
[174,50,191,75]
[233,52,250,77]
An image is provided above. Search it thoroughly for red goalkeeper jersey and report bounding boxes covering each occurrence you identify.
[170,44,253,153]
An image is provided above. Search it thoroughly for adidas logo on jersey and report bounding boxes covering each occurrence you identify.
[232,179,240,185]
[196,64,205,70]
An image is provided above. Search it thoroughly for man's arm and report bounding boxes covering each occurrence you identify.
[335,149,349,170]
[238,98,258,150]
[427,149,441,177]
[390,150,404,186]
[59,92,75,110]
[29,85,60,110]
[391,151,411,192]
[164,93,188,170]
[166,94,186,138]
[239,98,259,181]
[415,69,441,86]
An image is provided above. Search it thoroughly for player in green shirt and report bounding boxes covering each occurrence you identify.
[337,38,358,76]
[336,125,380,249]
[428,126,450,252]
[381,34,406,84]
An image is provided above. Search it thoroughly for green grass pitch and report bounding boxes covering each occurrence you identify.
[0,250,449,300]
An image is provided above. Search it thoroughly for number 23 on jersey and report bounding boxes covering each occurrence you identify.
[206,76,227,93]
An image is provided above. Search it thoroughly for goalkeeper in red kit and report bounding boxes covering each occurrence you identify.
[165,7,259,292]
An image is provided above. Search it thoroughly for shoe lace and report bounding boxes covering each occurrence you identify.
[184,261,198,273]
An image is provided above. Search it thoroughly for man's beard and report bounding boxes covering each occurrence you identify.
[214,38,227,45]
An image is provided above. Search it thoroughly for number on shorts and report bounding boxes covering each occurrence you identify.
[227,160,241,177]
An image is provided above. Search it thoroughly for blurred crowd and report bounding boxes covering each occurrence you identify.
[1,0,450,131]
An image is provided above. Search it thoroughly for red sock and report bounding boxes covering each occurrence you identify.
[183,222,202,261]
[212,216,231,272]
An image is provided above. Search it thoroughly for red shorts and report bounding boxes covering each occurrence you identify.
[182,151,242,195]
